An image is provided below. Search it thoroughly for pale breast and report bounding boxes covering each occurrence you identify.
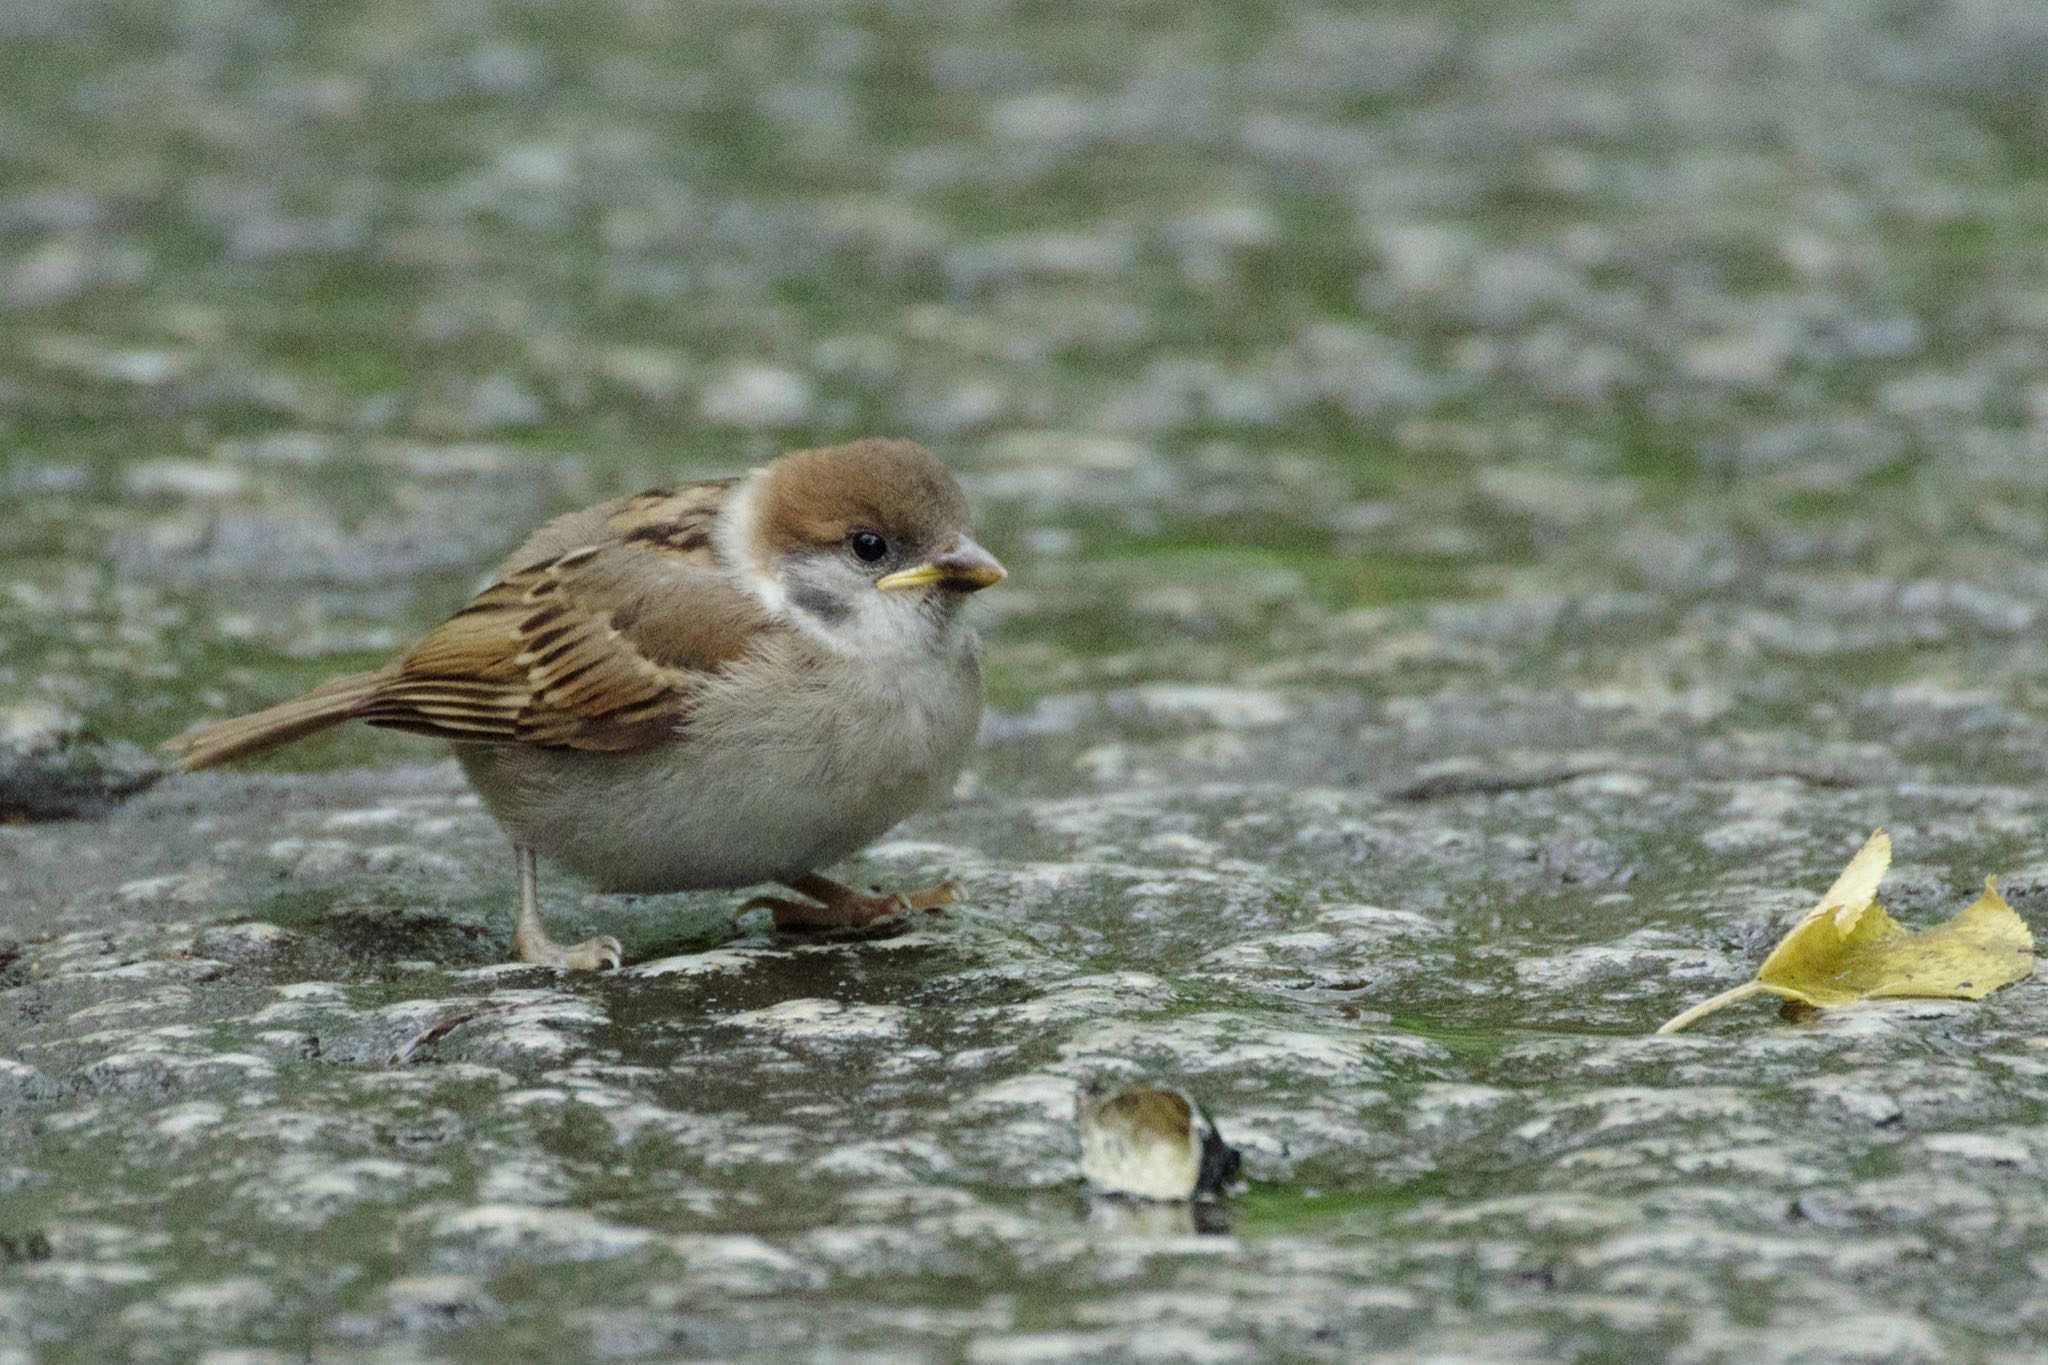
[453,629,983,894]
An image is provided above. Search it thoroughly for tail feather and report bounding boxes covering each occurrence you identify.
[163,671,386,771]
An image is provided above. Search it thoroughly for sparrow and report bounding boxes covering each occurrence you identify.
[165,438,1005,970]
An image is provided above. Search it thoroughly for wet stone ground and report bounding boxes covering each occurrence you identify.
[8,0,2048,1360]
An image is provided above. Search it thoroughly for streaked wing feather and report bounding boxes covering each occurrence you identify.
[491,479,736,578]
[357,481,772,752]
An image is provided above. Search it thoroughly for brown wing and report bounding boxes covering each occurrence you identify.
[354,479,776,752]
[489,479,736,579]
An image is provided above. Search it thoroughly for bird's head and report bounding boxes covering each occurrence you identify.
[724,438,1004,654]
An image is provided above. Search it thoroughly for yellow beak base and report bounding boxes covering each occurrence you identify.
[875,542,1007,593]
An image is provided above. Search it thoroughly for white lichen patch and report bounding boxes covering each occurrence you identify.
[729,998,909,1041]
[1124,685,1294,729]
[246,1155,448,1229]
[114,872,224,906]
[152,1101,227,1137]
[1511,939,1711,994]
[430,1205,657,1262]
[65,986,196,1026]
[984,973,1176,1026]
[627,947,778,978]
[787,929,954,957]
[18,1260,156,1290]
[319,801,464,832]
[1315,903,1448,938]
[1060,1014,1437,1085]
[376,1274,496,1331]
[1920,1132,2036,1171]
[116,1276,273,1332]
[663,1235,820,1296]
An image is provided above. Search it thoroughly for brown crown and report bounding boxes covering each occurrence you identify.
[753,438,973,557]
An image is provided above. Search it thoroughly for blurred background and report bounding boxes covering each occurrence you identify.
[7,0,2045,773]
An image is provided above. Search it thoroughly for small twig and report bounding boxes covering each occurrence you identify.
[1701,765,1862,790]
[386,1002,528,1067]
[1393,760,1862,804]
[1390,766,1617,803]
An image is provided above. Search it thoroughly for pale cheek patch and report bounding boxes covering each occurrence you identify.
[715,470,791,618]
[771,557,949,659]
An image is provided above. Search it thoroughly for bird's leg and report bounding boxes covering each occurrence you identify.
[742,872,959,932]
[510,844,622,970]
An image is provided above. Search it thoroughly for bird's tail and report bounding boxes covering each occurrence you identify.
[163,671,386,771]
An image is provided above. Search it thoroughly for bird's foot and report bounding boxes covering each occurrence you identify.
[513,929,623,971]
[509,845,623,970]
[745,876,959,932]
[898,880,959,912]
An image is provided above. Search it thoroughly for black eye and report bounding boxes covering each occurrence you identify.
[848,531,889,563]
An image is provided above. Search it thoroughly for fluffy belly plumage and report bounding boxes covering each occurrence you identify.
[452,641,981,894]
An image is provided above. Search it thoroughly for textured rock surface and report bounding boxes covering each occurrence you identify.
[0,703,162,822]
[6,0,2048,1361]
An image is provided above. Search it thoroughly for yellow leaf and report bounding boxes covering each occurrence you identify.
[1863,881,2034,1001]
[1657,831,2034,1034]
[1808,827,1890,934]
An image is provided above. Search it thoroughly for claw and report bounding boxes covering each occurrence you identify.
[900,881,959,912]
[746,875,964,933]
[744,893,902,932]
[509,845,623,970]
[519,934,623,971]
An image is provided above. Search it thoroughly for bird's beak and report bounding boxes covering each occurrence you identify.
[875,538,1007,593]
